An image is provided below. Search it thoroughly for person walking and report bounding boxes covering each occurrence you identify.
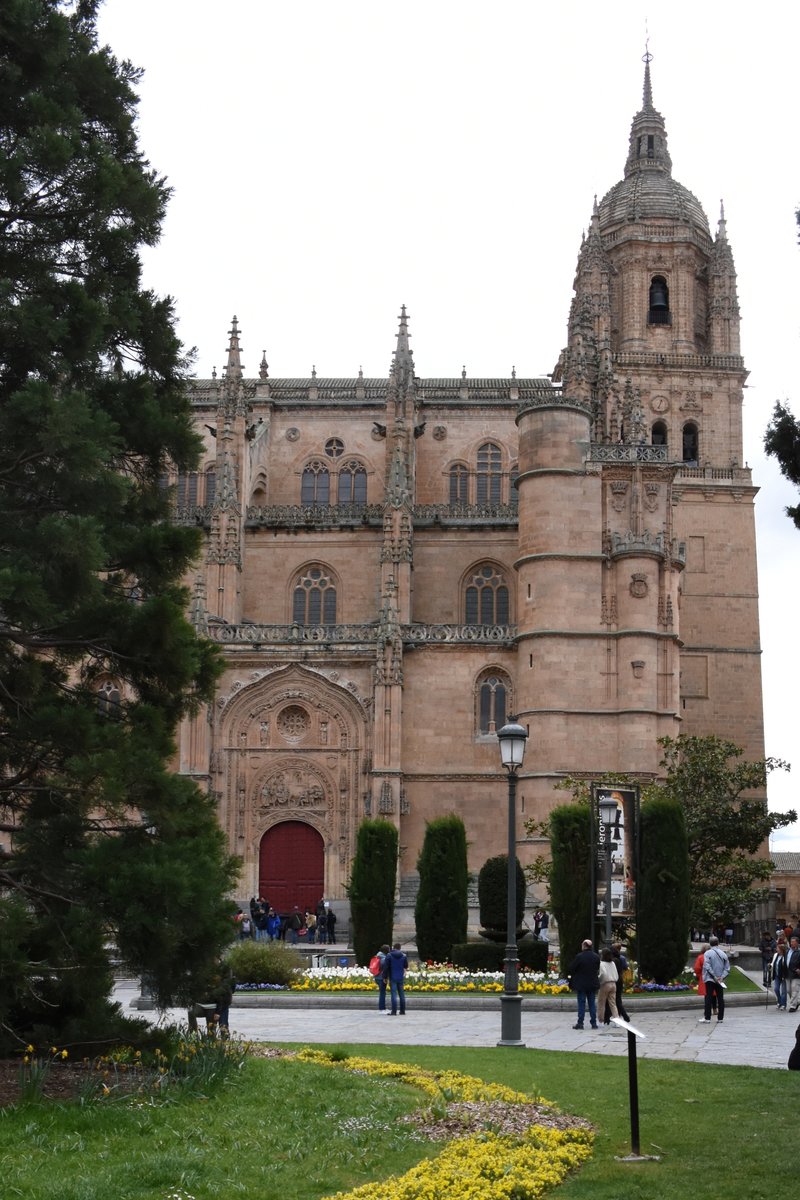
[287,906,303,945]
[326,907,337,945]
[596,948,619,1030]
[694,943,717,1017]
[568,939,600,1030]
[383,943,409,1015]
[607,943,630,1023]
[370,944,390,1012]
[699,935,730,1023]
[759,931,776,987]
[786,937,800,1011]
[771,939,788,1010]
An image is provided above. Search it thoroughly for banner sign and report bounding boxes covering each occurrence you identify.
[591,784,640,924]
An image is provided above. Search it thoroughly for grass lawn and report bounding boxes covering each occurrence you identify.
[0,1039,788,1200]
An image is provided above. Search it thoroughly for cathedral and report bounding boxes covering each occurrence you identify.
[172,59,765,926]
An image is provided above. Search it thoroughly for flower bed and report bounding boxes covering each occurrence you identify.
[288,1049,593,1200]
[235,960,692,994]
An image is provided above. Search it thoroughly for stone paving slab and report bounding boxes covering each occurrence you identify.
[113,980,795,1071]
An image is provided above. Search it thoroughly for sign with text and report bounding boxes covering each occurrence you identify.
[592,784,640,923]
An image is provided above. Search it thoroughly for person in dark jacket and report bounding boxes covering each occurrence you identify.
[788,1023,800,1070]
[326,907,337,944]
[383,943,409,1015]
[568,939,600,1030]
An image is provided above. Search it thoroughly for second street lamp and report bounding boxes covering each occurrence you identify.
[497,718,528,1047]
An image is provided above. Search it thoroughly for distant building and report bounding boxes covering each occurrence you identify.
[770,854,800,923]
[169,58,765,920]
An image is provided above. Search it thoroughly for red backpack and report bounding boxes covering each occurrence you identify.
[369,955,382,977]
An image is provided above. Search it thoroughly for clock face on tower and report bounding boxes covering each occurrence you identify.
[651,395,669,413]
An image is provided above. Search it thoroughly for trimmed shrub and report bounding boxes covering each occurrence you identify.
[451,940,549,972]
[348,819,399,967]
[415,814,469,963]
[638,795,689,983]
[549,803,592,972]
[226,941,303,987]
[477,854,526,942]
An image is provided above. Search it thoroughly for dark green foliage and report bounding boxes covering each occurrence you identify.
[414,814,469,963]
[764,400,800,529]
[549,804,592,971]
[348,820,398,966]
[657,736,793,928]
[477,854,526,942]
[450,939,549,972]
[226,941,304,987]
[637,796,690,983]
[0,0,239,1049]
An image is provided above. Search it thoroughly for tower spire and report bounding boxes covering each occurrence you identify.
[624,50,672,178]
[224,315,243,380]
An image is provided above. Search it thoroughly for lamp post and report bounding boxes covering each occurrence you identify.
[597,795,618,947]
[497,718,528,1047]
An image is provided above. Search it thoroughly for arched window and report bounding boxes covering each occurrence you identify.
[465,564,509,625]
[682,422,699,465]
[97,680,122,719]
[176,472,198,506]
[509,464,519,510]
[337,461,367,504]
[301,461,330,505]
[205,465,216,505]
[648,275,671,325]
[476,443,502,504]
[449,464,468,505]
[477,672,509,734]
[651,421,668,448]
[292,565,337,624]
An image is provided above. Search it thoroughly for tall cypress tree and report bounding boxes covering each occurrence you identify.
[638,795,689,983]
[0,0,238,1047]
[348,820,398,966]
[549,804,592,972]
[414,814,469,963]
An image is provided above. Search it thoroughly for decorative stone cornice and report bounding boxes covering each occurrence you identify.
[203,622,518,648]
[589,444,668,464]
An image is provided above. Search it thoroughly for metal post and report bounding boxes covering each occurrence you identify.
[627,1027,640,1156]
[498,768,524,1046]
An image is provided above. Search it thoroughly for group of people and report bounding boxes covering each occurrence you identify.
[761,929,800,1011]
[566,939,630,1030]
[369,943,409,1015]
[236,898,339,945]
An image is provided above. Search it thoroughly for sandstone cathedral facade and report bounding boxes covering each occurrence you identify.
[171,61,765,924]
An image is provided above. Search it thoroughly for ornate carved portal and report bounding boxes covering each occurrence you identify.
[215,665,367,899]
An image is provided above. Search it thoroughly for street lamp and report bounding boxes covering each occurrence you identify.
[597,795,618,947]
[497,718,528,1047]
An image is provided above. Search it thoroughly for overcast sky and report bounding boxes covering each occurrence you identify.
[96,1,800,846]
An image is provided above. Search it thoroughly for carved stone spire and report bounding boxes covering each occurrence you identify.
[708,199,741,354]
[224,316,243,380]
[624,52,672,179]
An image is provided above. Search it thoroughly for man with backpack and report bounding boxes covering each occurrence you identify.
[369,944,390,1012]
[382,943,409,1015]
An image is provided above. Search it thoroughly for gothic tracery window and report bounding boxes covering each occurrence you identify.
[176,472,198,507]
[301,461,330,505]
[477,671,510,734]
[449,463,468,505]
[476,442,502,504]
[205,465,216,505]
[292,565,337,624]
[465,564,509,625]
[337,461,367,504]
[97,680,122,719]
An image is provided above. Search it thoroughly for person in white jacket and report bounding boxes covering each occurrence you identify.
[597,947,619,1028]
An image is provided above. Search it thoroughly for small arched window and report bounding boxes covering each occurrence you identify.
[205,465,216,505]
[465,564,509,626]
[449,464,468,505]
[477,672,509,734]
[292,565,337,624]
[682,422,699,465]
[301,461,330,505]
[651,421,668,448]
[176,472,198,506]
[337,461,367,504]
[97,680,122,719]
[648,275,671,325]
[476,443,503,504]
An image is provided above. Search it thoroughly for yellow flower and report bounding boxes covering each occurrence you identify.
[61,1049,68,1059]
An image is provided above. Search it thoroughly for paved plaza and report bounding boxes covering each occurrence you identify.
[113,975,795,1072]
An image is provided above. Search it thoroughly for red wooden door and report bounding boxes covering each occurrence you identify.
[259,821,324,913]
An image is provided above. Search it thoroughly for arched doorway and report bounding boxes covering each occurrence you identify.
[259,821,324,913]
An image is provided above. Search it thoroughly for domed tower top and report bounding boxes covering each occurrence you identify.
[597,54,709,236]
